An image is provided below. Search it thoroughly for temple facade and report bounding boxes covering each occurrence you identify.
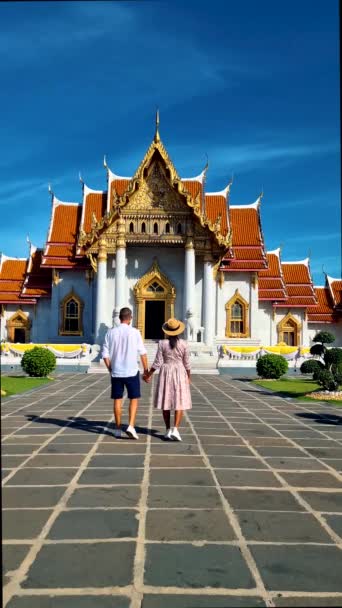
[1,122,342,349]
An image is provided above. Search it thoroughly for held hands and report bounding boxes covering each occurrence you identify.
[143,370,151,383]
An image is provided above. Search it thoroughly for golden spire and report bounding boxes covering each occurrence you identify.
[154,107,160,142]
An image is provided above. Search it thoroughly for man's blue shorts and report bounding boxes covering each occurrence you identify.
[111,372,141,400]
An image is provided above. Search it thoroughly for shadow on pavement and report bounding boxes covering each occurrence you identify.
[25,414,161,438]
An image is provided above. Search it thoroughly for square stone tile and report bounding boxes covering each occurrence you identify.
[88,455,145,468]
[146,509,236,541]
[150,443,201,455]
[78,468,143,485]
[29,454,86,467]
[5,468,78,486]
[199,436,240,445]
[150,455,205,468]
[210,456,267,469]
[144,544,255,588]
[280,472,342,488]
[3,509,52,539]
[274,597,342,607]
[40,444,92,454]
[2,487,65,508]
[251,545,342,591]
[6,597,130,608]
[3,545,31,577]
[254,447,308,458]
[1,445,36,455]
[222,489,304,511]
[67,486,141,508]
[264,457,326,471]
[215,470,281,487]
[248,438,293,447]
[149,469,214,486]
[141,595,266,607]
[48,509,138,539]
[1,456,30,468]
[324,515,342,536]
[298,491,342,512]
[236,511,332,542]
[205,445,253,456]
[305,448,342,458]
[148,486,222,508]
[22,542,135,588]
[96,443,147,454]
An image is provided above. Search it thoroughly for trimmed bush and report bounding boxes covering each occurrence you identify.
[324,348,342,369]
[310,343,325,357]
[300,359,324,375]
[312,331,335,345]
[256,354,288,379]
[21,347,56,377]
[315,369,338,392]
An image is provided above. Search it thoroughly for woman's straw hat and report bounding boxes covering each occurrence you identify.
[162,317,185,336]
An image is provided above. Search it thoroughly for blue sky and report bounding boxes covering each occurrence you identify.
[0,0,340,283]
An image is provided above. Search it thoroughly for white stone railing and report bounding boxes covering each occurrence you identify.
[0,343,91,360]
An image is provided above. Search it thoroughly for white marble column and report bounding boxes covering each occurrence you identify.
[184,238,196,321]
[95,239,107,344]
[115,246,126,311]
[115,215,127,313]
[203,255,215,346]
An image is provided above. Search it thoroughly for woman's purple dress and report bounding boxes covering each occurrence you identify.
[151,339,192,410]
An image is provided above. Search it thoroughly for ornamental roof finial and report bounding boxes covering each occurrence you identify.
[103,154,108,169]
[154,107,160,143]
[48,183,54,201]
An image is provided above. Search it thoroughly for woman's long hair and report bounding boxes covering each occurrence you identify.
[168,335,180,350]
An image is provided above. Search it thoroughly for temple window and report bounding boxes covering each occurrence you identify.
[225,290,249,338]
[141,222,146,233]
[277,313,301,346]
[177,223,182,234]
[153,222,158,234]
[6,310,31,343]
[129,222,134,233]
[60,291,83,336]
[165,222,170,234]
[147,281,165,293]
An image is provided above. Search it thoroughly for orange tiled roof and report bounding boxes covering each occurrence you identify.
[274,261,317,307]
[110,179,131,206]
[222,206,267,271]
[307,287,338,323]
[21,249,51,298]
[205,195,228,236]
[82,192,107,234]
[0,258,34,304]
[259,255,288,302]
[182,180,203,200]
[330,279,342,308]
[43,201,88,269]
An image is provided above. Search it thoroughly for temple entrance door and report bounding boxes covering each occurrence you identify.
[145,301,165,339]
[14,328,26,343]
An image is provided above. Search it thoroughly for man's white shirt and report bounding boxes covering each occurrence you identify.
[102,323,147,378]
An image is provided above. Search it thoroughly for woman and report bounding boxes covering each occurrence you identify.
[144,318,192,441]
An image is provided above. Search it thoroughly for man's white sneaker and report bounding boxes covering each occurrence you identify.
[113,428,121,439]
[170,427,182,442]
[164,429,172,440]
[126,425,139,440]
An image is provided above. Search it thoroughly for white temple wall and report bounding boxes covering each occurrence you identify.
[254,302,274,345]
[125,247,185,323]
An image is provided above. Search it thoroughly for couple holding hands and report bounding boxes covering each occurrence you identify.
[102,307,192,441]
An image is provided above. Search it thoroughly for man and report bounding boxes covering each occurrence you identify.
[102,307,148,439]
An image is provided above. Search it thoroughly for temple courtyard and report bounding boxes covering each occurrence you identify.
[2,373,342,608]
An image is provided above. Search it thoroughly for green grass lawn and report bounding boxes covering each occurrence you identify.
[1,376,53,397]
[253,376,342,405]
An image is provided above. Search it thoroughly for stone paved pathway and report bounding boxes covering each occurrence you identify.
[2,373,342,608]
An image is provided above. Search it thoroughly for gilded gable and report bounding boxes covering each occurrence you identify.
[124,159,193,213]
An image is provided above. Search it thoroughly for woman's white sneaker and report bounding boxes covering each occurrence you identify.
[164,429,172,440]
[126,425,139,440]
[170,427,182,441]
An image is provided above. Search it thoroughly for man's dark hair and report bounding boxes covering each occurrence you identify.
[119,307,132,321]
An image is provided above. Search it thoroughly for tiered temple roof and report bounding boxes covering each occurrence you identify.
[258,249,287,301]
[0,126,340,322]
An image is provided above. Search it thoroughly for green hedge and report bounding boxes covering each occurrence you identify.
[256,354,288,379]
[21,347,56,377]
